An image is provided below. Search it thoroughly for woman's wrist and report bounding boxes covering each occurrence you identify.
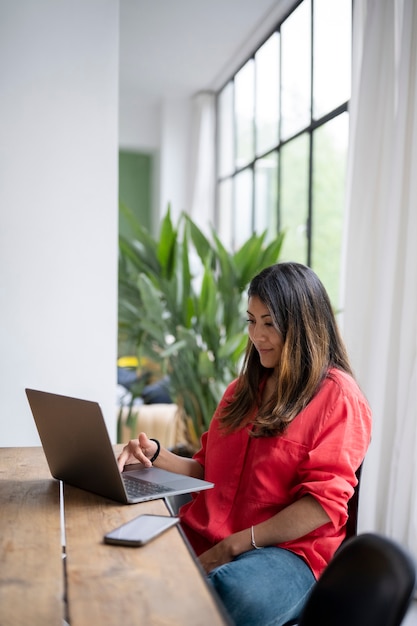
[149,438,161,463]
[250,525,264,550]
[224,529,254,558]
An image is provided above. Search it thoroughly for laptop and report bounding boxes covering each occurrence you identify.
[25,388,214,504]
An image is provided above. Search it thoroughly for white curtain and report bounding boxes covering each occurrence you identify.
[188,91,216,232]
[341,0,417,558]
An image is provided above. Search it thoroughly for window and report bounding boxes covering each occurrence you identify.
[216,0,352,306]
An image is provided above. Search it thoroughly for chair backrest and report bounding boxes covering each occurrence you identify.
[344,463,362,542]
[297,533,416,626]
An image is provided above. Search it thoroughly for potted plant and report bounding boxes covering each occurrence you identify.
[118,205,284,448]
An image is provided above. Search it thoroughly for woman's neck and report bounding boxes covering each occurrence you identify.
[260,373,277,407]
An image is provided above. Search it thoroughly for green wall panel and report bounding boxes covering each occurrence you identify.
[119,150,152,237]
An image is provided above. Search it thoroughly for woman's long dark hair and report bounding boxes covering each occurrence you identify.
[218,262,353,436]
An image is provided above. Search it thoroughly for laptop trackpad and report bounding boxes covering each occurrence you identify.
[125,466,190,485]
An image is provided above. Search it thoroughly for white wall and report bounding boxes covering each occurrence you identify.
[159,98,192,224]
[0,0,119,445]
[119,95,192,231]
[119,95,161,151]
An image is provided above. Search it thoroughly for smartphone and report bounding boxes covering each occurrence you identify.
[104,514,180,547]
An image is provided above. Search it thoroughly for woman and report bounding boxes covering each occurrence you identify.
[118,262,372,626]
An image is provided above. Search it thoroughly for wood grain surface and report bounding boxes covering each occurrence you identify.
[0,447,63,624]
[0,446,228,625]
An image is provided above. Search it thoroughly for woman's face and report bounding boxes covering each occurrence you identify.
[247,295,284,373]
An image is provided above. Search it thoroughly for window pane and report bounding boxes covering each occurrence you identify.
[280,133,309,262]
[235,60,255,169]
[311,113,349,306]
[218,82,234,178]
[255,33,279,156]
[215,0,351,306]
[254,151,278,240]
[234,168,253,248]
[218,179,233,250]
[281,0,311,140]
[313,0,351,119]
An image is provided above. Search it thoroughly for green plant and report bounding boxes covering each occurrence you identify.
[118,205,285,445]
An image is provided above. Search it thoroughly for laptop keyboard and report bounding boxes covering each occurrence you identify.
[123,475,175,499]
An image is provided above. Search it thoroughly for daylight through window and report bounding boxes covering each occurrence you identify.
[216,0,352,306]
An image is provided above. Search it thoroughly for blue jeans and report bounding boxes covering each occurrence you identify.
[207,547,315,626]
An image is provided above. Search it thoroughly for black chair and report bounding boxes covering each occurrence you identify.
[297,533,416,626]
[283,467,364,626]
[344,463,362,541]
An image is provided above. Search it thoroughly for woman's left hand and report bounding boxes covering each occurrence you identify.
[198,530,250,574]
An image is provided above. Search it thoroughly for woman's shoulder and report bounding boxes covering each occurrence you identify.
[325,367,365,398]
[319,368,372,419]
[220,378,239,403]
[287,367,372,444]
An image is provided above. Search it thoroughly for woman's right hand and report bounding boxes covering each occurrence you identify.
[117,432,158,472]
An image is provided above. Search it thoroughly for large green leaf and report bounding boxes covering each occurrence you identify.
[199,261,218,323]
[157,207,177,279]
[211,230,238,294]
[259,232,286,267]
[179,229,192,324]
[233,233,267,288]
[184,213,213,264]
[120,204,159,272]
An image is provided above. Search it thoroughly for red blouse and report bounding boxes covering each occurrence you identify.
[179,368,372,579]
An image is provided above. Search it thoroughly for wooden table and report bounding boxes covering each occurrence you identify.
[0,447,229,625]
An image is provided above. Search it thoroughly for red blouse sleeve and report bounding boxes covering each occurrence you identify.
[291,372,372,530]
